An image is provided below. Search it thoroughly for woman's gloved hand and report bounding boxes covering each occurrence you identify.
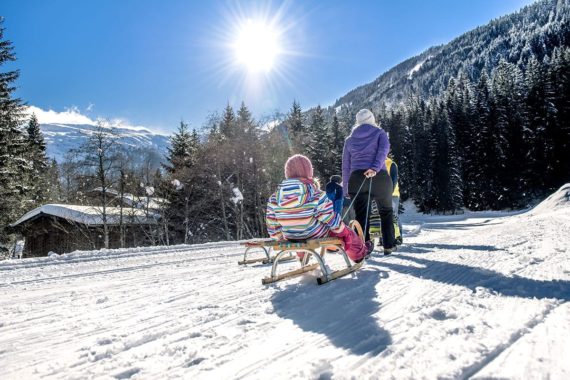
[364,169,377,178]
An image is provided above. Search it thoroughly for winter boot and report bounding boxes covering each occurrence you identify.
[365,240,374,259]
[383,245,398,256]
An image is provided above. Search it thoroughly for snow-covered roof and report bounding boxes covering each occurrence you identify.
[121,193,167,210]
[89,188,167,210]
[10,204,158,228]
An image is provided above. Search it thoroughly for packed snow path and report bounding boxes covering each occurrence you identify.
[1,192,569,379]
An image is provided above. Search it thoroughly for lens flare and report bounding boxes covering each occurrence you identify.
[203,2,308,117]
[234,19,280,73]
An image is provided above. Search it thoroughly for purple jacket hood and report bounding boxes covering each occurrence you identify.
[350,123,380,139]
[341,123,390,195]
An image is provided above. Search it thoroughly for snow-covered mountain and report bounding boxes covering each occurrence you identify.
[24,105,170,162]
[42,122,170,162]
[1,185,568,378]
[322,0,570,117]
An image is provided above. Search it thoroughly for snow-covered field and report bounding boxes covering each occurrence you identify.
[1,186,569,380]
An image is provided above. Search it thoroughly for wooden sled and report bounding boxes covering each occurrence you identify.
[259,235,364,286]
[238,239,296,265]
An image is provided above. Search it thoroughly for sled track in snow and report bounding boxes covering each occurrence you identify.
[0,241,240,272]
[459,302,561,379]
[0,243,246,288]
[1,253,233,287]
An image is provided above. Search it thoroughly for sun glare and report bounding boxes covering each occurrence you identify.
[211,4,302,105]
[234,19,280,73]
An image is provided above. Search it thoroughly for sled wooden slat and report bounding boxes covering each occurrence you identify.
[261,255,297,265]
[238,254,298,266]
[261,263,320,285]
[238,257,269,265]
[317,260,364,285]
[243,239,274,247]
[239,238,342,266]
[241,237,342,249]
[245,222,365,285]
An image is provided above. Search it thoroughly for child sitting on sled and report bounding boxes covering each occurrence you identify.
[266,154,367,263]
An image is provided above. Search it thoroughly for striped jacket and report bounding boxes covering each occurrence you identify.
[266,178,343,240]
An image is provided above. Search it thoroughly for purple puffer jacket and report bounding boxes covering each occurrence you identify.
[342,124,390,196]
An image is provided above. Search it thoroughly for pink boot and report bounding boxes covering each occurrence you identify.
[331,227,366,263]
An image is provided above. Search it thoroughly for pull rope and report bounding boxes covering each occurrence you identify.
[363,178,373,241]
[342,175,374,243]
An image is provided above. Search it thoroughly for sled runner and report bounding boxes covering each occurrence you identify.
[258,231,364,286]
[238,240,296,265]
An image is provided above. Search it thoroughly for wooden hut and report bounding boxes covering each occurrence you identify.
[10,204,159,258]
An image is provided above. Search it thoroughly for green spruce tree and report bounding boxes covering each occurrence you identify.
[306,105,329,180]
[164,121,197,173]
[328,114,345,175]
[25,113,49,208]
[285,100,305,154]
[0,19,30,252]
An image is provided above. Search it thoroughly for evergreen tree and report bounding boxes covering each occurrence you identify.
[425,99,440,211]
[163,121,203,243]
[549,47,570,190]
[288,100,304,136]
[472,71,501,210]
[405,97,431,211]
[306,105,329,179]
[392,109,413,201]
[525,55,557,194]
[25,113,49,207]
[237,102,254,136]
[328,114,344,175]
[44,158,62,203]
[219,104,235,139]
[491,59,528,208]
[233,102,259,240]
[284,100,305,154]
[0,19,29,251]
[164,121,197,173]
[445,75,477,208]
[430,99,463,213]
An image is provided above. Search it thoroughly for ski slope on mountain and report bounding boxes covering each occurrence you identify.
[1,186,569,379]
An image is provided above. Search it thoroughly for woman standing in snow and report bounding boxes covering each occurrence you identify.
[266,154,367,263]
[342,109,396,255]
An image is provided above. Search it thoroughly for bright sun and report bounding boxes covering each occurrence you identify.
[234,19,280,73]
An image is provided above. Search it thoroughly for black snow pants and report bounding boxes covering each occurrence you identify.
[348,169,395,248]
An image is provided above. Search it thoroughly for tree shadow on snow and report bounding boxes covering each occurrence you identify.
[398,243,502,253]
[420,222,497,231]
[269,269,392,356]
[371,255,570,302]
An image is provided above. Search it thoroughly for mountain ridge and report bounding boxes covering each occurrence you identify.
[321,0,569,117]
[41,122,170,163]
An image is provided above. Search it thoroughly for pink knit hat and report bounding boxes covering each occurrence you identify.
[284,154,314,179]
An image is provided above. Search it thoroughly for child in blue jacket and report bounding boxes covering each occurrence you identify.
[325,175,344,215]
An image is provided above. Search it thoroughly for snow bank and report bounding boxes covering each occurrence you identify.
[529,183,570,215]
[1,192,569,379]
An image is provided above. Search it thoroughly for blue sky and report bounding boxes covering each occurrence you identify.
[3,0,534,133]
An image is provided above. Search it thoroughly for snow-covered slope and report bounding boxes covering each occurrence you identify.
[42,122,170,162]
[1,187,569,379]
[328,0,569,116]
